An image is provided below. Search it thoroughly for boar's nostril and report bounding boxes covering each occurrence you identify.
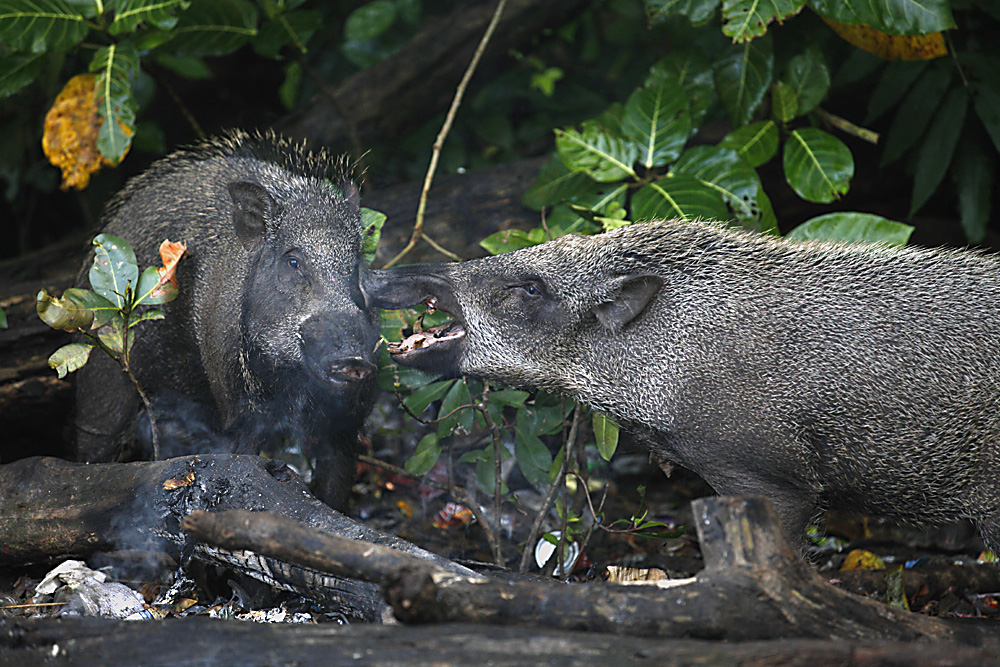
[327,358,377,383]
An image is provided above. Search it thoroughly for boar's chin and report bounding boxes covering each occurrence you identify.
[388,320,465,375]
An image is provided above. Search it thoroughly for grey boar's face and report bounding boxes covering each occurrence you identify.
[365,233,662,393]
[229,180,380,421]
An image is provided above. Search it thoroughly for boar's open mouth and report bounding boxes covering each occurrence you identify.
[387,297,466,364]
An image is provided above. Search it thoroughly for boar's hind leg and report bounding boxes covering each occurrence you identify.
[73,350,139,462]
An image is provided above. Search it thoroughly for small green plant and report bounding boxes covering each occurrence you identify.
[36,234,185,460]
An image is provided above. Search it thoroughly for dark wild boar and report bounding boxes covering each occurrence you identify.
[365,219,1000,549]
[74,130,380,509]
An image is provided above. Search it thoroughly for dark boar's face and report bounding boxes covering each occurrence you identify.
[229,180,379,418]
[364,234,663,394]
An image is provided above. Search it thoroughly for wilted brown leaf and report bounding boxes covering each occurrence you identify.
[156,239,187,293]
[42,74,126,191]
[163,471,195,490]
[822,18,947,61]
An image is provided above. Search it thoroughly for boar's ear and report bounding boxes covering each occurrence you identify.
[342,180,360,211]
[228,181,277,250]
[593,274,663,331]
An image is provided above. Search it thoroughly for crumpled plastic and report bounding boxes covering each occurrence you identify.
[33,560,147,620]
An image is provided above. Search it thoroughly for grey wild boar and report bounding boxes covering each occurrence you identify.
[74,130,380,509]
[364,219,1000,549]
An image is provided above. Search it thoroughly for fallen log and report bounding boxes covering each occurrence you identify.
[3,616,999,667]
[0,455,476,621]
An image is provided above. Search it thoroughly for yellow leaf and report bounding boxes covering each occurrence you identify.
[840,548,886,571]
[822,18,947,61]
[42,74,130,190]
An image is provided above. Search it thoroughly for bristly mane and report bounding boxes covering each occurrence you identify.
[188,129,354,183]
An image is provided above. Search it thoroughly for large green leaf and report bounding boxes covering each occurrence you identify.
[555,120,639,183]
[783,46,829,116]
[632,175,729,221]
[253,8,321,58]
[48,343,94,379]
[951,125,994,245]
[165,0,258,57]
[0,0,88,53]
[437,378,474,437]
[866,61,927,124]
[722,0,805,42]
[110,0,189,35]
[880,64,952,166]
[36,288,117,332]
[523,158,600,210]
[808,0,956,36]
[648,50,716,126]
[645,0,720,25]
[721,120,778,167]
[673,145,763,225]
[786,212,913,245]
[89,42,139,165]
[783,127,853,203]
[972,84,1000,157]
[89,234,139,309]
[344,0,396,41]
[0,52,45,99]
[402,379,453,416]
[593,412,620,461]
[514,418,553,490]
[133,266,178,306]
[910,86,967,218]
[771,81,798,123]
[622,78,691,169]
[713,34,773,127]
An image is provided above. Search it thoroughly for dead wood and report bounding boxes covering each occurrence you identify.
[833,562,1000,608]
[0,455,475,621]
[378,496,1000,644]
[279,0,594,155]
[3,616,1000,667]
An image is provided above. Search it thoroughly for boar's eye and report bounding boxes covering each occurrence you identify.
[512,281,542,298]
[286,256,301,270]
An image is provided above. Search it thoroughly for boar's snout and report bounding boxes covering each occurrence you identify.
[363,266,461,315]
[325,357,377,384]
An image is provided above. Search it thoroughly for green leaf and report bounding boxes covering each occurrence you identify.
[951,126,994,245]
[344,0,396,41]
[437,378,474,437]
[523,158,598,210]
[110,0,189,35]
[133,266,178,307]
[89,234,139,310]
[786,212,913,245]
[645,0,720,25]
[771,81,798,123]
[783,127,853,203]
[783,46,828,116]
[972,84,1000,158]
[622,78,692,169]
[910,86,967,218]
[128,309,165,327]
[97,314,129,356]
[489,388,530,408]
[713,34,773,127]
[475,452,509,496]
[808,0,955,36]
[480,229,540,255]
[516,402,571,438]
[0,53,45,99]
[673,145,763,225]
[721,120,778,167]
[402,379,454,416]
[151,53,212,80]
[360,207,386,265]
[89,42,139,165]
[722,0,805,43]
[555,121,639,182]
[866,61,926,124]
[881,64,952,166]
[48,343,94,379]
[0,0,89,53]
[0,307,6,329]
[514,426,553,490]
[592,413,619,461]
[404,433,441,476]
[648,51,716,126]
[632,175,729,221]
[166,0,258,57]
[36,288,117,332]
[253,8,320,58]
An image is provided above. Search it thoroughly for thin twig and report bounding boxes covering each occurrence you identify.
[382,0,509,268]
[813,108,879,145]
[0,602,69,609]
[518,403,582,573]
[478,381,506,566]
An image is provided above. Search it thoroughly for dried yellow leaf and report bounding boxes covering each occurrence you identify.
[822,18,947,61]
[42,74,129,191]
